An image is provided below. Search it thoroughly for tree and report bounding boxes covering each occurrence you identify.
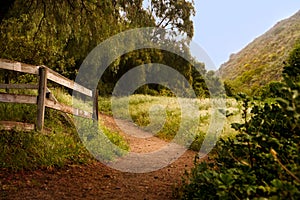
[224,81,235,97]
[0,0,147,78]
[0,0,206,97]
[1,0,196,78]
[146,0,195,39]
[283,41,300,82]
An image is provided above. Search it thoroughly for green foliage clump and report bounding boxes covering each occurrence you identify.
[178,50,300,199]
[178,94,300,199]
[259,81,285,99]
[224,81,236,97]
[283,41,300,83]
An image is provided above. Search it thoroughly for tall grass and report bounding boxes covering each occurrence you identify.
[0,105,92,170]
[0,87,128,171]
[0,129,90,170]
[75,117,129,161]
[99,94,242,151]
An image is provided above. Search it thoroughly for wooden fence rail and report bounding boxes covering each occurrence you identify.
[0,58,98,132]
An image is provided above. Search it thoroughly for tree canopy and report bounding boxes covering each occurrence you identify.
[0,0,213,97]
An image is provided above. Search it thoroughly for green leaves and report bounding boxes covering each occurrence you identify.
[148,0,195,39]
[0,0,201,98]
[231,122,244,131]
[219,173,235,186]
[179,59,300,199]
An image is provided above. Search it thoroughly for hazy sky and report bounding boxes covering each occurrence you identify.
[192,1,300,68]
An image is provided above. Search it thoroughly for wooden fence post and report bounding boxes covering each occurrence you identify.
[92,89,99,121]
[37,66,47,131]
[4,71,9,93]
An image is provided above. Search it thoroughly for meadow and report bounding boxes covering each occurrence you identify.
[0,86,243,170]
[98,94,242,151]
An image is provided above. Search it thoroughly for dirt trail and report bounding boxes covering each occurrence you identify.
[1,114,202,200]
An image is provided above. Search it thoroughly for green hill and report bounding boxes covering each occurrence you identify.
[218,10,300,95]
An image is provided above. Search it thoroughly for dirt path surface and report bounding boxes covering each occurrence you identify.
[1,114,202,200]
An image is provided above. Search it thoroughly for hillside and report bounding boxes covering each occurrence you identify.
[218,10,300,94]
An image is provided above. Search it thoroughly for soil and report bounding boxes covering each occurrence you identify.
[0,114,204,200]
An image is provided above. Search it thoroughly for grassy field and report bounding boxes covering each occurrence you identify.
[0,86,243,170]
[99,94,242,151]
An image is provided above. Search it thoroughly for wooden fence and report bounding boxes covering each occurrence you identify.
[0,59,98,132]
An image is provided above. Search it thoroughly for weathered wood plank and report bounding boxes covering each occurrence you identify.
[0,84,38,90]
[0,93,37,104]
[0,59,39,74]
[0,59,92,97]
[37,67,47,131]
[47,68,92,97]
[0,121,35,131]
[45,99,92,118]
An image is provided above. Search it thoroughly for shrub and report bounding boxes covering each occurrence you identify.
[178,64,300,199]
[259,81,285,99]
[178,92,299,199]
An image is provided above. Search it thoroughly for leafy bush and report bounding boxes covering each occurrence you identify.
[224,81,236,97]
[259,81,285,99]
[179,93,300,199]
[178,53,300,199]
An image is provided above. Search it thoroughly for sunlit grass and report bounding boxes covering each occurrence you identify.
[50,87,93,113]
[99,94,242,151]
[0,88,128,171]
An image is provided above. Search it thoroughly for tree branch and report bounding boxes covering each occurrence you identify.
[33,0,46,42]
[156,14,168,28]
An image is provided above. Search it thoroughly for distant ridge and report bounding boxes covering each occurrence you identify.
[218,10,300,94]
